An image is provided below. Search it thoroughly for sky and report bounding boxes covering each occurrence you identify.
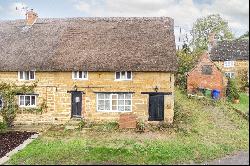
[0,0,249,37]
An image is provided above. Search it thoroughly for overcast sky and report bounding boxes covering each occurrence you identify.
[0,0,249,37]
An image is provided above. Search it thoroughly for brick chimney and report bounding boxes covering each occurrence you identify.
[208,32,216,53]
[25,9,38,26]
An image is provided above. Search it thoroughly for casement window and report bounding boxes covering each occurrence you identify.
[225,72,235,78]
[115,71,132,80]
[18,71,35,80]
[224,61,234,68]
[19,95,37,107]
[202,65,213,75]
[97,93,132,112]
[72,71,88,80]
[0,96,3,110]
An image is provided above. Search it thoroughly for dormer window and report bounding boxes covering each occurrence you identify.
[115,71,132,81]
[72,71,88,80]
[18,71,35,80]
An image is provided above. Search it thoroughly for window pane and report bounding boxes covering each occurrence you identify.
[125,94,131,99]
[105,100,110,110]
[31,96,36,105]
[118,100,124,105]
[30,71,35,79]
[105,94,110,99]
[20,96,24,106]
[83,71,87,78]
[98,94,104,99]
[118,94,124,99]
[118,106,124,112]
[25,96,30,106]
[19,71,23,79]
[116,72,120,79]
[98,100,105,106]
[98,105,104,111]
[125,100,131,105]
[112,105,117,111]
[73,71,77,79]
[112,94,117,99]
[79,71,82,78]
[112,100,117,106]
[25,72,29,80]
[125,106,131,112]
[121,71,126,79]
[127,71,132,79]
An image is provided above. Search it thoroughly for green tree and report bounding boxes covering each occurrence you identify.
[191,14,234,51]
[238,31,249,40]
[175,49,203,90]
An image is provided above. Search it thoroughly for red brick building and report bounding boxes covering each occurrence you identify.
[187,52,227,97]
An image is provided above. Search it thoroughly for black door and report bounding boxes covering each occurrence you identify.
[71,91,82,118]
[148,94,164,121]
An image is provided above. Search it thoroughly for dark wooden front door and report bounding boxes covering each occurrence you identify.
[148,94,164,121]
[71,91,82,118]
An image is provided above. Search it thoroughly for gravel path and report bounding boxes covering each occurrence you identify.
[203,151,249,165]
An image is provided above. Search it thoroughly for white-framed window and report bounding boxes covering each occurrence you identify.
[18,71,35,80]
[0,96,3,110]
[72,71,88,80]
[225,72,235,78]
[97,93,132,112]
[115,71,132,81]
[19,95,37,107]
[224,61,234,68]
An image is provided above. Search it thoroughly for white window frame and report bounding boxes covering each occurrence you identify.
[18,95,37,108]
[224,61,234,68]
[18,71,35,81]
[225,72,235,78]
[72,71,88,80]
[96,93,132,112]
[115,71,132,81]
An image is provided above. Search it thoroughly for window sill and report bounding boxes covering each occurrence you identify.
[96,110,132,113]
[114,79,132,81]
[72,79,88,81]
[19,106,37,108]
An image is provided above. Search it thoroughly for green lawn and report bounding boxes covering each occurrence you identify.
[232,93,249,113]
[7,89,249,165]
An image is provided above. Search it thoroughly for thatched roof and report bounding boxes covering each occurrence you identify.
[0,17,177,72]
[210,39,249,61]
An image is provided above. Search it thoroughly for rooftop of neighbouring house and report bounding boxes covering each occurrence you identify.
[210,39,249,61]
[0,16,177,72]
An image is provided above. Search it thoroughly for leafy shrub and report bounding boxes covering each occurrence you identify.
[226,78,240,101]
[92,121,119,131]
[0,121,7,133]
[136,120,145,133]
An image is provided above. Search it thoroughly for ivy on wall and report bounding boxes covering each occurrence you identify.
[0,82,47,127]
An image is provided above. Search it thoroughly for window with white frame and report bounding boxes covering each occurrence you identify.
[72,71,88,80]
[97,93,132,112]
[225,72,235,78]
[115,71,132,80]
[19,95,37,107]
[224,61,234,68]
[18,71,35,80]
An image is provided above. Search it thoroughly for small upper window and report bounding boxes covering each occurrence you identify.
[19,95,36,107]
[115,71,132,80]
[19,71,35,80]
[224,61,234,68]
[72,71,88,80]
[202,65,212,75]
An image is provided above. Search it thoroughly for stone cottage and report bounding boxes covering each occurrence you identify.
[210,39,249,85]
[187,52,227,97]
[0,10,177,125]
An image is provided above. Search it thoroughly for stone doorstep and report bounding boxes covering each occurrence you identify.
[0,133,39,165]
